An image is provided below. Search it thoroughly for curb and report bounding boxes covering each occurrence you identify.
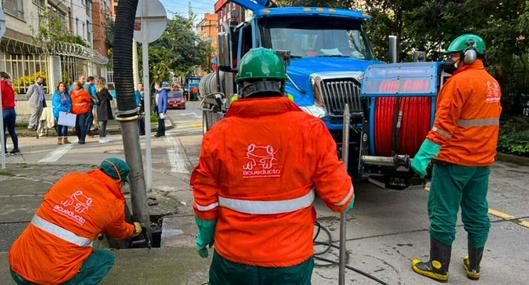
[497,152,529,166]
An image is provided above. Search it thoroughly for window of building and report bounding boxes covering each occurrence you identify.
[33,0,45,7]
[87,21,92,45]
[4,0,25,19]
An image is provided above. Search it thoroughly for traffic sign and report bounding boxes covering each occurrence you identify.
[133,0,167,43]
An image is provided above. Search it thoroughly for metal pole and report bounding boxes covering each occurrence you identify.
[121,119,151,245]
[339,104,350,285]
[133,41,140,88]
[141,1,153,191]
[0,82,5,169]
[389,35,398,63]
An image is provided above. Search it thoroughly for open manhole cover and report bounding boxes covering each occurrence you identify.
[104,149,124,154]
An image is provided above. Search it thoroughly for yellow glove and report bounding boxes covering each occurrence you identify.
[133,222,143,237]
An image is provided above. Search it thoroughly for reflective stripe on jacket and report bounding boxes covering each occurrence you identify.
[427,60,502,166]
[191,97,354,267]
[9,170,134,284]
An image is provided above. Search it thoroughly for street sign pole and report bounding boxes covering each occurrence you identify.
[141,1,152,191]
[134,0,167,191]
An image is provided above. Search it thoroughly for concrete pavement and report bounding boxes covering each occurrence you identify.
[1,102,528,284]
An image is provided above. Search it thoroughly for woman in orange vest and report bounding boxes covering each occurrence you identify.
[411,34,502,282]
[9,158,142,285]
[70,81,92,144]
[192,48,355,284]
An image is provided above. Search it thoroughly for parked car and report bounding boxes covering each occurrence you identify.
[167,91,186,109]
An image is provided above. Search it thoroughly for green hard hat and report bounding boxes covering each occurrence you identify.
[236,48,287,82]
[445,34,486,55]
[99,158,130,182]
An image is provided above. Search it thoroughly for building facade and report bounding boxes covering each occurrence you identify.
[0,0,111,95]
[214,0,245,32]
[197,13,218,50]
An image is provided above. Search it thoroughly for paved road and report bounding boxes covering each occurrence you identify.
[1,101,528,285]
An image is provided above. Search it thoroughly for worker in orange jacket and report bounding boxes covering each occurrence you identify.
[191,48,355,284]
[71,81,93,144]
[411,34,502,282]
[9,158,143,285]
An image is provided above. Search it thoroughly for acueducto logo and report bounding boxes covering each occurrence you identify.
[242,144,281,178]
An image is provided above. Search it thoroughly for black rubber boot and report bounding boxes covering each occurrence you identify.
[412,236,452,282]
[464,244,484,280]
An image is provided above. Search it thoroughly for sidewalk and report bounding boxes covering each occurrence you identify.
[0,248,209,285]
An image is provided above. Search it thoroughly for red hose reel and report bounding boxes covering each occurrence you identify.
[374,96,432,156]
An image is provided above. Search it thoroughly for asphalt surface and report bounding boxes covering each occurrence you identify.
[1,101,528,285]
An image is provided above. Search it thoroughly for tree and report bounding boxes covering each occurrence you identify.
[147,15,210,82]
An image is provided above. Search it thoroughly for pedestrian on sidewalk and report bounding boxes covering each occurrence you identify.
[411,34,502,282]
[96,77,113,143]
[9,158,143,285]
[1,72,19,154]
[71,81,92,144]
[155,82,169,137]
[87,76,99,136]
[191,48,355,284]
[135,83,145,136]
[52,82,72,145]
[26,76,46,131]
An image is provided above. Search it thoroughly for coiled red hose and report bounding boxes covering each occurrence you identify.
[374,96,432,156]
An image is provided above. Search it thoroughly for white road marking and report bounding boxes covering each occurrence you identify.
[38,138,78,163]
[175,112,201,119]
[164,135,189,174]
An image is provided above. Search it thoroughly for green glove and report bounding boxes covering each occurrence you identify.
[411,139,441,178]
[346,196,355,212]
[195,217,217,258]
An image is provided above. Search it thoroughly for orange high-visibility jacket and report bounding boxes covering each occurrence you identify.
[71,89,92,115]
[191,97,354,267]
[9,170,134,284]
[427,60,502,166]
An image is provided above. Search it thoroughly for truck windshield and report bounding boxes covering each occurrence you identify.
[260,17,373,59]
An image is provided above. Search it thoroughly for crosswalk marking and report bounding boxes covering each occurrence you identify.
[38,138,78,163]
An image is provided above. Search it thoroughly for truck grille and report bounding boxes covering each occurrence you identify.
[320,78,362,116]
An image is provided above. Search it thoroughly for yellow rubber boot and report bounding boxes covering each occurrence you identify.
[463,245,484,280]
[412,236,451,282]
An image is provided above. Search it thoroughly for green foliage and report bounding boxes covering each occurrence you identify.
[499,116,529,156]
[33,8,88,47]
[499,130,529,157]
[147,15,211,82]
[14,72,47,95]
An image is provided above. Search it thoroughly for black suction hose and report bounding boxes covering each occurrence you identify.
[114,0,139,116]
[313,222,390,285]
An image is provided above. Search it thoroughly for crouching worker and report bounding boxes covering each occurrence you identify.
[191,48,355,284]
[9,158,142,285]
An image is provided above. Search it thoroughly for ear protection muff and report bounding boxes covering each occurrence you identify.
[462,39,478,65]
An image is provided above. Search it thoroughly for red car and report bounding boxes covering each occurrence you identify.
[167,91,186,109]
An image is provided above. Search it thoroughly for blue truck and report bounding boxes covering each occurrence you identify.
[200,0,445,188]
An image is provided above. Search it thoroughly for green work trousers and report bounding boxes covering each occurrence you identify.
[209,251,314,285]
[429,161,491,248]
[10,249,115,285]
